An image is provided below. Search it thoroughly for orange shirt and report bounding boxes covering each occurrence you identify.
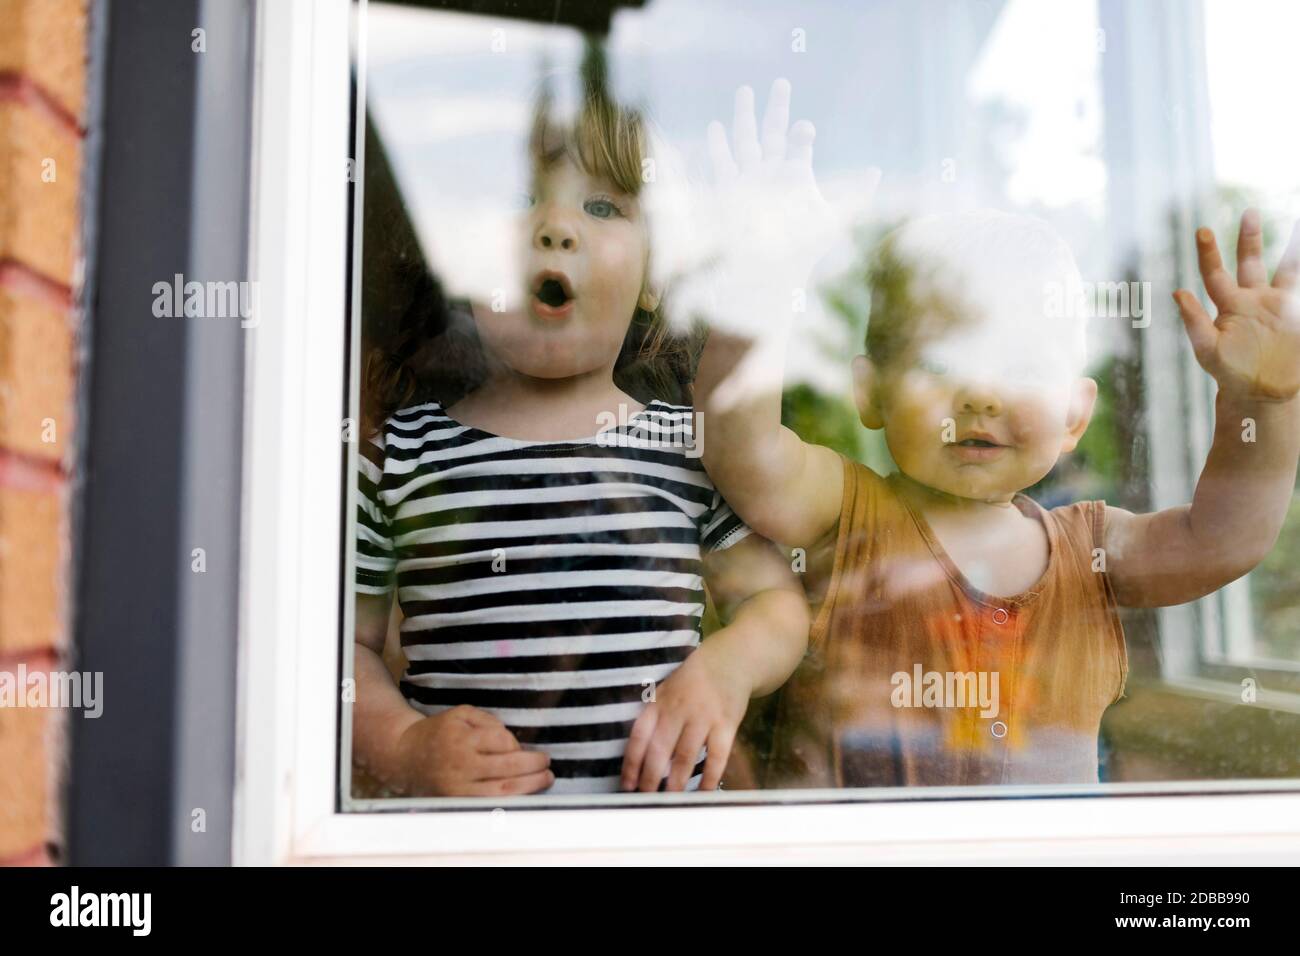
[766,456,1128,789]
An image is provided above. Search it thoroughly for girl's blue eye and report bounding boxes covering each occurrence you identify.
[515,191,536,210]
[584,197,622,219]
[918,357,949,377]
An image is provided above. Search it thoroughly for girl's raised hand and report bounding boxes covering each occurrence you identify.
[1175,209,1300,401]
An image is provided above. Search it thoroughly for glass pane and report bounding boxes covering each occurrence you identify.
[344,0,1300,806]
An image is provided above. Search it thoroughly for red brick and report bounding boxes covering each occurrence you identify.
[0,100,82,287]
[0,682,50,860]
[0,285,75,463]
[0,478,65,657]
[0,0,88,124]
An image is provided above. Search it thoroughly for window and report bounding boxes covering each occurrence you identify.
[236,0,1300,864]
[1202,0,1300,676]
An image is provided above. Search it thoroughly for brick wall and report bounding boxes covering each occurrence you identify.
[0,0,88,867]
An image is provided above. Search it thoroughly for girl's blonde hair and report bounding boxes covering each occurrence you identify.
[364,73,700,437]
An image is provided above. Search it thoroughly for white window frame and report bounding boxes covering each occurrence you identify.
[233,0,1300,866]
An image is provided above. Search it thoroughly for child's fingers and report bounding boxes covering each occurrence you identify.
[1272,220,1300,292]
[665,720,709,792]
[619,704,659,791]
[706,120,739,184]
[1236,208,1268,287]
[732,85,761,170]
[760,77,791,163]
[1173,289,1219,371]
[637,712,685,793]
[699,725,736,792]
[1196,227,1238,309]
[477,748,550,782]
[467,767,554,798]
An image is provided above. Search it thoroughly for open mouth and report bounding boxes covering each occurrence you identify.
[532,271,574,313]
[536,278,569,308]
[956,438,1000,448]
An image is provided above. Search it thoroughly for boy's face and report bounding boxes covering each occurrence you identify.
[472,156,651,380]
[854,309,1097,503]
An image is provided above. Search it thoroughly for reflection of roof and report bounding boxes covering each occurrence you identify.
[358,102,428,351]
[399,0,647,36]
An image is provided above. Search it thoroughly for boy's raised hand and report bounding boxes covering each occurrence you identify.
[706,79,833,281]
[661,79,879,341]
[1175,209,1300,401]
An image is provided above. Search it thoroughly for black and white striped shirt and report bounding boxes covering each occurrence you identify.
[355,399,751,794]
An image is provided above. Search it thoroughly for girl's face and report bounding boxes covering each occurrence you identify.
[472,156,650,381]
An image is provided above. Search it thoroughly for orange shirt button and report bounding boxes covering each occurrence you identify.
[991,607,1009,625]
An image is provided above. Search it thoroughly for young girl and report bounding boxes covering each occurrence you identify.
[351,85,809,797]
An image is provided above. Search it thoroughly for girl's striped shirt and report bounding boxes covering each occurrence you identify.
[355,399,751,794]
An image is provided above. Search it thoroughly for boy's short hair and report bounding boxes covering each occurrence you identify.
[866,210,1089,375]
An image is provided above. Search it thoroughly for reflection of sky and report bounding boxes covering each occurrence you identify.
[1204,0,1300,216]
[968,0,1104,210]
[362,0,1298,390]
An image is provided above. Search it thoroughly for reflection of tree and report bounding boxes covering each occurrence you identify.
[780,227,897,472]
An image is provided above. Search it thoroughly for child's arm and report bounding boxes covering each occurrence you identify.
[696,331,845,550]
[691,80,873,549]
[352,593,553,796]
[1106,212,1300,607]
[619,534,810,792]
